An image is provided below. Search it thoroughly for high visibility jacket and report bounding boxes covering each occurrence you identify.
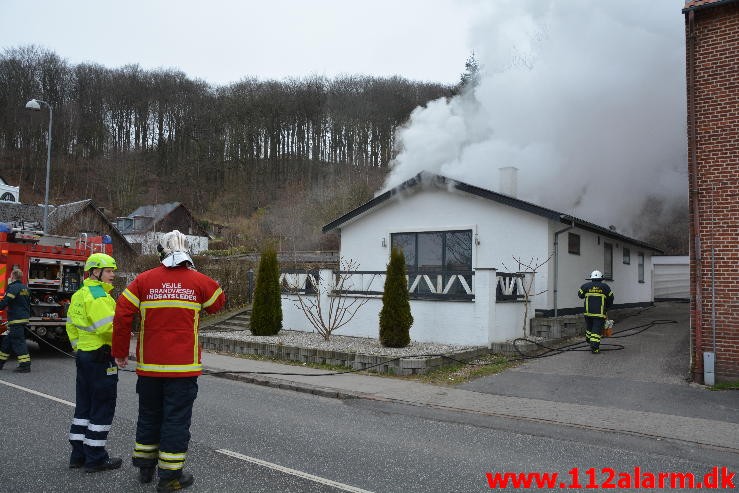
[0,280,31,325]
[65,279,116,351]
[578,280,614,318]
[111,265,225,378]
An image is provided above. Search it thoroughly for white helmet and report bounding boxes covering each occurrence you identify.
[590,270,603,280]
[158,230,194,267]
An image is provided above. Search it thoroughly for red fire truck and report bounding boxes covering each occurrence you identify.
[0,227,113,350]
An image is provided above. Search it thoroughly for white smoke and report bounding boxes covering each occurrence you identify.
[384,0,687,234]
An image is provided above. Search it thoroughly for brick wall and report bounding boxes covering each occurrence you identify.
[686,1,739,382]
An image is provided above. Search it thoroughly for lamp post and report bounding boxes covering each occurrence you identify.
[25,98,52,234]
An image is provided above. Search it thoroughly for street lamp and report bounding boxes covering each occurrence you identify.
[25,98,52,234]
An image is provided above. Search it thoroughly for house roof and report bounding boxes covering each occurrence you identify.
[683,0,739,12]
[118,202,182,233]
[322,171,663,253]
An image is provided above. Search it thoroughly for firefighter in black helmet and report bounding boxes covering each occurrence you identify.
[578,270,614,354]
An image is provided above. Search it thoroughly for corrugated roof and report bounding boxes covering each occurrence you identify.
[322,171,662,253]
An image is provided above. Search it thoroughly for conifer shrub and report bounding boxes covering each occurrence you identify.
[379,247,413,347]
[250,245,283,336]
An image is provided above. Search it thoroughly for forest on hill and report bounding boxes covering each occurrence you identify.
[0,46,453,250]
[0,46,686,254]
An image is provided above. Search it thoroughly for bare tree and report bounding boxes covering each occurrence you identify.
[285,258,372,341]
[501,254,553,336]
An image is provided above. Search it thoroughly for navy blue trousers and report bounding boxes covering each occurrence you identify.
[0,324,31,368]
[69,349,118,467]
[132,376,198,479]
[585,317,605,351]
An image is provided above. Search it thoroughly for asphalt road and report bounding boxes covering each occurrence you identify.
[1,342,737,492]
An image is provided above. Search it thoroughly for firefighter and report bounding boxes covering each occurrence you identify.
[578,270,614,354]
[112,230,225,492]
[0,268,32,372]
[66,253,122,472]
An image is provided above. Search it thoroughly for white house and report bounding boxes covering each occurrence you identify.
[281,172,662,347]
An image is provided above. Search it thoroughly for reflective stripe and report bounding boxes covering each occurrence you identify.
[0,351,8,360]
[159,451,186,460]
[158,460,184,470]
[141,300,201,310]
[8,318,28,325]
[122,288,140,307]
[75,315,114,333]
[5,293,15,299]
[88,423,111,432]
[17,355,30,362]
[72,418,90,426]
[134,450,158,459]
[69,433,85,441]
[135,442,160,451]
[202,287,223,308]
[70,339,78,349]
[84,438,107,447]
[136,362,202,373]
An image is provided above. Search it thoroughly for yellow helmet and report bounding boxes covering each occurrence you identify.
[84,253,117,272]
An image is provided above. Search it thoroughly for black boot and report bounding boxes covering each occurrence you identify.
[139,466,155,483]
[157,472,194,492]
[14,366,30,373]
[85,457,123,473]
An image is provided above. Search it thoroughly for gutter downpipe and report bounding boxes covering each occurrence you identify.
[687,9,705,382]
[553,215,575,318]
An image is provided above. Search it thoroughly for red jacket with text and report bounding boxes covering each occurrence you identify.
[111,265,226,377]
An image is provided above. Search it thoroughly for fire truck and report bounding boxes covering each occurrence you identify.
[0,226,113,350]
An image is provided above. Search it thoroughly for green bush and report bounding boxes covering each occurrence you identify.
[379,247,413,347]
[250,245,283,335]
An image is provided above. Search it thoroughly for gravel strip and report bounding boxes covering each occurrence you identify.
[203,329,479,357]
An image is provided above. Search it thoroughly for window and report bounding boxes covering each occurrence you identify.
[568,232,580,255]
[638,252,644,283]
[604,242,613,279]
[623,247,631,265]
[391,230,472,296]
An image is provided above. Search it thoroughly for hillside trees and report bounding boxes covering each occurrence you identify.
[0,46,452,250]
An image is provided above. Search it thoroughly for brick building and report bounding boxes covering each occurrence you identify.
[684,0,739,382]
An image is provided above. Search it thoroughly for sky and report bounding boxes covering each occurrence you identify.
[1,0,690,234]
[0,0,476,85]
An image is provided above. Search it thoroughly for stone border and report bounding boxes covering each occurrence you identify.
[199,335,489,376]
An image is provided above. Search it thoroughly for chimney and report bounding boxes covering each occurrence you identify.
[499,166,518,197]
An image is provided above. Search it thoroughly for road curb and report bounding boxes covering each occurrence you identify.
[205,369,359,400]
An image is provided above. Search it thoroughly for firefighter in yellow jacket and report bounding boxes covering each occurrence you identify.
[66,253,122,473]
[578,270,614,354]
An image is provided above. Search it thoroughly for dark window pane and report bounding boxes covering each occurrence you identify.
[623,247,630,265]
[604,243,613,279]
[391,233,416,271]
[638,253,644,282]
[417,232,443,271]
[445,231,472,270]
[568,233,580,255]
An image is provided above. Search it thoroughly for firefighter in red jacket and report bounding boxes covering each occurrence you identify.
[112,230,225,492]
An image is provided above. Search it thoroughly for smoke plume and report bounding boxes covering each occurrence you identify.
[385,0,687,236]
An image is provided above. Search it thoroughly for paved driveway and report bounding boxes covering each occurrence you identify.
[459,302,739,423]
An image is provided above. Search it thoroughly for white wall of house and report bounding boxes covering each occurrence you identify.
[124,231,209,254]
[548,225,655,312]
[339,188,552,312]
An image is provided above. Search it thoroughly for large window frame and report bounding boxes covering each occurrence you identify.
[390,229,473,299]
